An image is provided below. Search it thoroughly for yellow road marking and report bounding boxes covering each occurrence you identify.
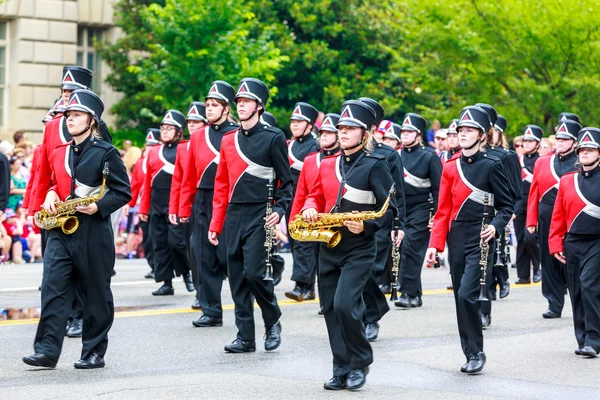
[0,283,541,327]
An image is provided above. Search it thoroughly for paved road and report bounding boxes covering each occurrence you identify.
[1,256,598,399]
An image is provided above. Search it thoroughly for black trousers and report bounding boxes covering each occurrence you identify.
[514,212,540,279]
[291,241,319,285]
[447,221,495,357]
[320,237,376,377]
[364,209,392,323]
[192,189,227,317]
[34,216,115,362]
[539,203,566,313]
[399,202,430,297]
[140,220,154,271]
[564,234,600,352]
[150,214,190,283]
[225,203,281,341]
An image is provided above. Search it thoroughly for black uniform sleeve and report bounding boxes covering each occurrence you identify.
[387,150,406,230]
[0,153,9,211]
[96,147,132,219]
[270,133,294,219]
[428,153,443,213]
[488,160,514,236]
[363,158,395,237]
[507,151,522,214]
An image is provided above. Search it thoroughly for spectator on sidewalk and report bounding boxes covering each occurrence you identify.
[426,120,441,148]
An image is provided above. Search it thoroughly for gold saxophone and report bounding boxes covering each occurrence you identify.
[289,184,395,248]
[35,163,109,235]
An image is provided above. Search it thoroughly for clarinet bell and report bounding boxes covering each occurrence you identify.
[390,287,399,302]
[477,286,489,302]
[263,262,274,281]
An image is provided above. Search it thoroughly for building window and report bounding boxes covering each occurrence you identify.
[76,27,103,93]
[0,21,7,128]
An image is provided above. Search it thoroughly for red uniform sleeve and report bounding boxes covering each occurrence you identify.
[168,145,185,215]
[23,146,41,210]
[290,164,309,218]
[209,143,230,234]
[30,127,53,215]
[429,165,453,252]
[179,137,198,219]
[526,158,542,228]
[548,178,568,255]
[301,169,325,213]
[139,154,153,216]
[128,160,142,208]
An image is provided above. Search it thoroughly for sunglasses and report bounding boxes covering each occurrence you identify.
[514,144,523,148]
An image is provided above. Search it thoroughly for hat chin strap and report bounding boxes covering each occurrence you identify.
[240,104,259,122]
[343,131,367,152]
[70,116,92,137]
[581,158,600,168]
[463,134,483,151]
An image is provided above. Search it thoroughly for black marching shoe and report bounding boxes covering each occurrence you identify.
[460,355,473,373]
[65,320,72,336]
[580,346,599,358]
[346,367,369,390]
[411,295,423,308]
[394,293,412,308]
[224,339,256,353]
[272,269,283,287]
[481,313,491,329]
[489,290,497,301]
[183,274,195,292]
[318,306,324,316]
[152,284,174,296]
[575,347,584,356]
[515,278,531,285]
[499,282,510,299]
[365,322,380,342]
[533,270,542,283]
[304,285,316,301]
[192,314,223,327]
[265,321,282,351]
[463,352,486,374]
[67,318,83,338]
[191,298,201,310]
[542,309,561,319]
[144,271,155,279]
[324,375,346,390]
[285,284,305,302]
[22,353,57,368]
[74,353,105,369]
[379,283,391,294]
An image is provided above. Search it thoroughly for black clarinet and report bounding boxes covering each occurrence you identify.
[477,193,491,302]
[428,193,441,268]
[263,178,276,281]
[390,216,401,301]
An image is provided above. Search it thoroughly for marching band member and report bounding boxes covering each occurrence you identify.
[514,125,543,285]
[301,100,395,390]
[549,127,600,358]
[426,105,513,374]
[441,119,461,163]
[527,115,581,319]
[139,110,193,296]
[179,81,239,327]
[285,102,320,302]
[396,112,442,309]
[129,129,161,279]
[23,89,131,369]
[209,78,292,353]
[382,123,401,150]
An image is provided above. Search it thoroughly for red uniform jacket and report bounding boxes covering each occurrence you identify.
[168,139,189,215]
[290,150,339,217]
[23,144,42,210]
[139,143,177,216]
[30,114,70,214]
[128,156,147,208]
[526,155,558,227]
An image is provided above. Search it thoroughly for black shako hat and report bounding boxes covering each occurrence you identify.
[558,112,581,126]
[358,97,385,126]
[447,119,459,134]
[161,109,187,131]
[290,102,319,125]
[457,106,491,133]
[337,100,376,130]
[186,102,208,123]
[555,119,582,141]
[577,127,600,151]
[234,78,270,108]
[400,113,427,135]
[65,89,104,124]
[145,128,161,146]
[383,123,401,141]
[319,113,340,133]
[495,115,507,133]
[206,80,236,105]
[475,103,498,129]
[522,125,544,142]
[61,66,92,90]
[260,112,277,127]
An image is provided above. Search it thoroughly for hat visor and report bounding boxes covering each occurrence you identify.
[577,143,600,150]
[319,127,338,134]
[65,105,94,116]
[161,120,182,128]
[522,137,540,142]
[493,125,504,133]
[383,133,400,141]
[145,139,160,146]
[555,133,577,140]
[337,119,366,129]
[186,116,208,123]
[206,93,230,104]
[290,115,312,122]
[61,83,86,91]
[400,125,420,133]
[456,121,484,131]
[235,93,261,103]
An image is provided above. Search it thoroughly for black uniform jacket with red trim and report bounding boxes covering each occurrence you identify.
[526,151,577,228]
[31,114,112,215]
[399,144,442,211]
[429,151,514,252]
[289,147,340,218]
[301,149,396,242]
[373,140,406,230]
[484,145,523,216]
[140,141,178,216]
[517,152,538,215]
[49,135,131,219]
[209,122,293,234]
[179,121,239,218]
[549,167,600,254]
[288,134,319,185]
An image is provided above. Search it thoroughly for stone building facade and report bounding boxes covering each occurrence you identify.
[0,0,119,143]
